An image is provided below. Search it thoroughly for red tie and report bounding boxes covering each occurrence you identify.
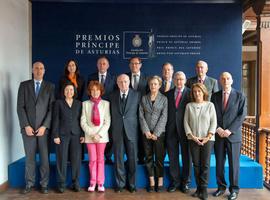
[223,92,229,110]
[175,90,182,108]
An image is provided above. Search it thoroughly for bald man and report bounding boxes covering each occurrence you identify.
[17,62,55,194]
[109,74,140,193]
[186,60,218,100]
[211,72,247,200]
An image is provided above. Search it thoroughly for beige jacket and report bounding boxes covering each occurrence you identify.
[81,100,111,143]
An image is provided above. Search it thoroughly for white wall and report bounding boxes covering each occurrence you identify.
[0,0,31,185]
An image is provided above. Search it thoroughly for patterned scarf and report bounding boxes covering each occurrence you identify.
[90,97,101,126]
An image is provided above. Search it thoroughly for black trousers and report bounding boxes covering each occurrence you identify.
[55,134,82,187]
[214,139,241,193]
[167,131,192,186]
[189,140,214,190]
[143,133,165,178]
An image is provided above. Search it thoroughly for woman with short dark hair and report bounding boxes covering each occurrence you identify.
[52,82,84,193]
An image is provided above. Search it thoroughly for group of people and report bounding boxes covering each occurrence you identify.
[17,56,247,200]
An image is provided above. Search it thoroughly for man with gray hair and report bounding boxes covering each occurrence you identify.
[166,71,192,193]
[109,74,141,193]
[186,60,218,100]
[160,62,174,93]
[211,72,247,200]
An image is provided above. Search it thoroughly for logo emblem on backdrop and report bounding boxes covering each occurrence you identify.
[123,30,156,59]
[132,34,142,47]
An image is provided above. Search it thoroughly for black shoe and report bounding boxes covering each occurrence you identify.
[156,185,164,193]
[114,187,124,193]
[21,185,32,194]
[200,188,208,200]
[228,192,238,200]
[129,187,137,193]
[192,189,201,197]
[147,186,155,193]
[41,186,48,194]
[58,187,65,193]
[73,185,81,192]
[167,184,177,192]
[213,188,226,197]
[181,184,190,193]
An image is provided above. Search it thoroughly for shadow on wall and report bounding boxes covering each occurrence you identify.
[1,71,14,163]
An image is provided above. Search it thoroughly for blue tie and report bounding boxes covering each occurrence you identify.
[35,81,40,97]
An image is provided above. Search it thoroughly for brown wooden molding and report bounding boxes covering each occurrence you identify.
[0,181,9,193]
[252,0,270,15]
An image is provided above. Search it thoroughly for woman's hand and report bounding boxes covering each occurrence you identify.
[145,132,152,139]
[192,135,203,146]
[80,137,85,144]
[151,133,158,141]
[54,137,61,144]
[201,137,210,145]
[92,134,101,143]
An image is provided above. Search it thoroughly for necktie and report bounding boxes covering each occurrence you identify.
[35,81,40,97]
[101,75,105,85]
[121,93,126,112]
[223,92,229,110]
[175,90,182,108]
[199,79,203,84]
[133,75,138,90]
[164,81,170,92]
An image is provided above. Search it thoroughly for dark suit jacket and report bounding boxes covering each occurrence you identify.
[127,72,149,96]
[59,75,85,101]
[160,79,174,94]
[211,88,247,143]
[87,72,116,100]
[17,79,55,133]
[186,75,219,99]
[166,87,191,139]
[110,89,140,142]
[52,99,83,138]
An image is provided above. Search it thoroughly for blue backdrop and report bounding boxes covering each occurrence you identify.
[32,2,242,93]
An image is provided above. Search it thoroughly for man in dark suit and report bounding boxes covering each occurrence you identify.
[186,60,219,100]
[166,71,192,193]
[87,56,116,100]
[110,74,140,193]
[160,62,174,94]
[87,55,116,164]
[17,62,55,194]
[126,56,148,164]
[211,72,247,200]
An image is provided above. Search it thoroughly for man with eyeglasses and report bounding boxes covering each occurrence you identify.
[126,57,149,164]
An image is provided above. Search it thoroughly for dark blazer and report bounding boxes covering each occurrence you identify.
[211,88,247,143]
[186,76,219,99]
[110,89,140,141]
[59,75,85,101]
[139,92,168,137]
[127,72,149,96]
[87,72,116,100]
[160,79,174,94]
[52,99,83,138]
[17,79,55,133]
[166,87,191,138]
